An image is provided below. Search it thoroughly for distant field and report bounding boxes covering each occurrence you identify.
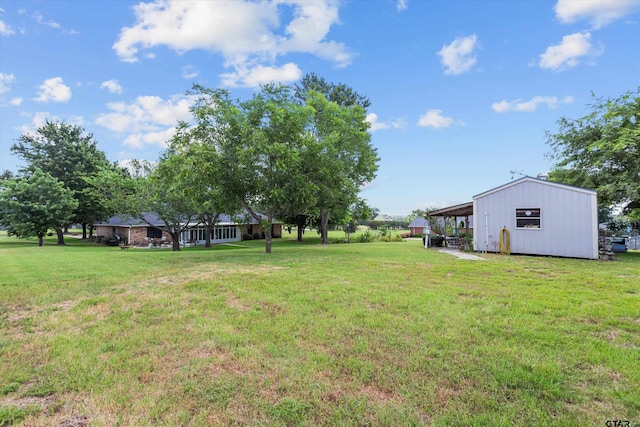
[1,232,639,426]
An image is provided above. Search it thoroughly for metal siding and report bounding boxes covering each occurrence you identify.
[473,180,597,258]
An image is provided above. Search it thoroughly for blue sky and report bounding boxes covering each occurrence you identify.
[1,0,639,216]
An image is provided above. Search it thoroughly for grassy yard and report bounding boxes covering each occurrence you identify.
[1,231,639,426]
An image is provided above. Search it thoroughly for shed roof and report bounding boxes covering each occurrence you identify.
[473,176,596,200]
[408,217,430,228]
[428,202,473,217]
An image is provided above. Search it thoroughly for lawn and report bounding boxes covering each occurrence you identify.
[1,231,639,426]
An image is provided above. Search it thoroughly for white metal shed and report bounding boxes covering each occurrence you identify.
[472,177,598,259]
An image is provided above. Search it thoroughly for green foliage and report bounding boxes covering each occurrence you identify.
[11,121,113,239]
[547,88,640,215]
[0,169,78,245]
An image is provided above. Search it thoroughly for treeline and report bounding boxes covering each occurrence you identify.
[1,74,380,253]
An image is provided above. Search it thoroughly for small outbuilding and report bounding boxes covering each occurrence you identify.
[408,217,430,236]
[472,177,598,259]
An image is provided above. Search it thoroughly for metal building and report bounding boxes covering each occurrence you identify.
[472,177,598,259]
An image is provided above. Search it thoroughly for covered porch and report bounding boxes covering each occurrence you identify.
[428,201,473,248]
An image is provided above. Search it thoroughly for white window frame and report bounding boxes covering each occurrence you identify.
[515,208,541,229]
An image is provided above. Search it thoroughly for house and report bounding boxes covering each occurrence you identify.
[95,212,282,246]
[472,177,598,259]
[407,217,430,235]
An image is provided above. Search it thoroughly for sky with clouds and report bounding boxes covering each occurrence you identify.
[1,0,639,215]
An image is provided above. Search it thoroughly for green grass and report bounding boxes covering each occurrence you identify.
[1,231,639,426]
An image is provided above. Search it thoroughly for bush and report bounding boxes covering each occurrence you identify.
[359,230,373,242]
[243,233,254,240]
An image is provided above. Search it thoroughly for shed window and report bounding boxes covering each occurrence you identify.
[516,208,541,229]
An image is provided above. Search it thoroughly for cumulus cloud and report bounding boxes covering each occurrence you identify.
[366,113,407,132]
[95,94,194,149]
[539,32,603,71]
[417,109,457,129]
[555,0,640,29]
[0,73,15,94]
[10,97,22,106]
[35,77,72,103]
[16,112,84,135]
[113,0,351,87]
[220,62,302,88]
[491,96,575,113]
[0,20,14,36]
[437,34,478,75]
[100,79,123,94]
[397,0,409,11]
[366,113,389,131]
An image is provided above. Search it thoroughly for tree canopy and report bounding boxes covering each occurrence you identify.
[0,169,78,246]
[11,121,113,241]
[547,88,639,216]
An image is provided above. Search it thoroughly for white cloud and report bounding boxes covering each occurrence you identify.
[366,113,407,132]
[492,96,575,113]
[417,109,455,129]
[0,73,15,94]
[113,0,351,88]
[0,20,14,35]
[437,34,478,75]
[95,94,194,149]
[397,0,409,11]
[16,112,84,135]
[35,77,72,103]
[220,62,302,87]
[182,65,199,80]
[555,0,640,29]
[366,113,390,131]
[100,79,123,94]
[539,32,603,71]
[10,97,22,106]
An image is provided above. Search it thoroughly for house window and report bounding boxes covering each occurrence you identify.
[516,208,541,229]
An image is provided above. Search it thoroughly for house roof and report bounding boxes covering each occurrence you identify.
[473,176,597,200]
[408,217,430,228]
[96,211,274,227]
[428,202,473,217]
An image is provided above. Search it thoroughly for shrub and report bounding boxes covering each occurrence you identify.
[243,233,254,240]
[359,230,373,242]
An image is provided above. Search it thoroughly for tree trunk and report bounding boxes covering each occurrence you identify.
[82,222,88,239]
[264,225,272,253]
[55,227,65,245]
[296,215,306,242]
[321,210,330,245]
[89,225,94,238]
[171,232,181,251]
[38,235,44,246]
[64,224,69,233]
[205,225,212,248]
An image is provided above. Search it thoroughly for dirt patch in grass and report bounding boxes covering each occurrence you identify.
[226,294,250,311]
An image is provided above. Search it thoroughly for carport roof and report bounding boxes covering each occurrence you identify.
[428,202,473,217]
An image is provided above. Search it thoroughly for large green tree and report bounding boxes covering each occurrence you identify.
[547,88,640,215]
[162,123,240,248]
[301,90,379,244]
[188,83,315,253]
[11,121,113,242]
[0,169,78,246]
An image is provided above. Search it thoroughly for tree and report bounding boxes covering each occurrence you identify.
[11,121,112,242]
[188,83,315,253]
[294,74,378,244]
[90,159,198,252]
[301,90,379,244]
[163,123,240,248]
[405,209,427,223]
[0,169,78,246]
[547,88,640,216]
